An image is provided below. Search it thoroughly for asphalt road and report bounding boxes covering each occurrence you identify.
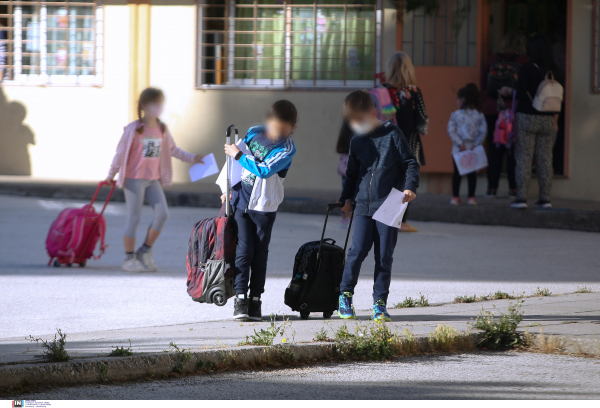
[18,352,600,399]
[1,195,598,338]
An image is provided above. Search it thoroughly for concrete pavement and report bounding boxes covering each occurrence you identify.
[17,353,600,399]
[1,195,599,341]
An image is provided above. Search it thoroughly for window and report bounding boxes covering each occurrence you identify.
[593,0,600,93]
[0,0,103,86]
[196,0,382,89]
[401,0,477,66]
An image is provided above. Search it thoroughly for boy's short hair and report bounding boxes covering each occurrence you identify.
[343,90,374,119]
[268,100,298,125]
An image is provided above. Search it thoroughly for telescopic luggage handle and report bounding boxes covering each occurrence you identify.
[225,125,239,217]
[317,202,354,261]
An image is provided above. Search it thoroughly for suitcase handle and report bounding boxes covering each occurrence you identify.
[317,202,354,261]
[87,180,116,218]
[225,125,239,217]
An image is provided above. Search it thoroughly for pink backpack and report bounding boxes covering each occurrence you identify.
[494,90,517,148]
[46,181,115,267]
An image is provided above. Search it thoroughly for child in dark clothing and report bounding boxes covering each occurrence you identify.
[338,90,420,322]
[223,100,298,321]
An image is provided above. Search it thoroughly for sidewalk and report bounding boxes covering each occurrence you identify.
[1,176,599,232]
[1,293,598,366]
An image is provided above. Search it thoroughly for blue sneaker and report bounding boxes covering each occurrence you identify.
[373,300,391,322]
[338,292,356,319]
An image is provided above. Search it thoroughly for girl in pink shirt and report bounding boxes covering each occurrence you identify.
[107,87,204,272]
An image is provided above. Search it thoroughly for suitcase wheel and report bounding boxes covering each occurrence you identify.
[300,311,310,320]
[53,260,61,267]
[323,311,333,319]
[211,290,227,307]
[66,263,73,267]
[79,262,86,267]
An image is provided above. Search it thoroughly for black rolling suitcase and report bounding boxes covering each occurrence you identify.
[284,203,353,319]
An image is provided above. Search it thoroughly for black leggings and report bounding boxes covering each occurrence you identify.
[452,160,477,197]
[485,114,516,191]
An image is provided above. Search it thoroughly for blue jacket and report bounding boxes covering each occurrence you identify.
[236,126,296,213]
[340,121,420,217]
[239,126,296,179]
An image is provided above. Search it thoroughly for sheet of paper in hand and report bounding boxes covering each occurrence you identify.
[188,153,219,182]
[216,140,251,193]
[452,145,488,176]
[372,188,409,228]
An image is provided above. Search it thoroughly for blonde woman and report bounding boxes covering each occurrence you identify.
[385,51,428,232]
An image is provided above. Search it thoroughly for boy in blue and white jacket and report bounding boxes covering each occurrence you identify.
[223,100,298,321]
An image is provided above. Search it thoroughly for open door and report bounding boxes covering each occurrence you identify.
[397,0,488,192]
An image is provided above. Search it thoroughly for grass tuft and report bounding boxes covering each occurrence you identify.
[238,316,287,346]
[575,286,593,293]
[532,287,552,297]
[394,293,430,308]
[109,340,134,357]
[471,301,524,350]
[167,342,192,373]
[314,327,329,342]
[27,329,70,362]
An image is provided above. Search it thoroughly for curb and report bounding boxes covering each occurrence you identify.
[1,181,599,231]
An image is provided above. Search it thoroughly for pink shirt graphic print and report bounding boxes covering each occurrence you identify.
[126,126,163,180]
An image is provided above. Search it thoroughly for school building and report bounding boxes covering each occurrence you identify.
[0,0,599,201]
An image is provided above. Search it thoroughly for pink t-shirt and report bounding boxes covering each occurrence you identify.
[125,126,163,180]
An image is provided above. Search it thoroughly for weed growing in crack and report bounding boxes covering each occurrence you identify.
[575,286,593,293]
[394,293,430,308]
[314,327,329,342]
[27,329,70,362]
[532,287,552,297]
[238,316,288,346]
[109,340,134,357]
[167,342,192,373]
[100,364,108,382]
[471,301,524,350]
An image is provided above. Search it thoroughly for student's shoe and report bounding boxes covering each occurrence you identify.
[485,188,497,198]
[508,189,517,199]
[136,247,158,271]
[372,300,391,322]
[248,298,262,321]
[122,256,148,272]
[450,197,461,205]
[399,223,418,233]
[338,292,356,319]
[233,296,249,320]
[467,197,477,205]
[510,199,528,209]
[534,200,553,209]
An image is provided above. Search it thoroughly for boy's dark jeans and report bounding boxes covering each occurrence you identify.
[233,208,276,298]
[340,215,398,304]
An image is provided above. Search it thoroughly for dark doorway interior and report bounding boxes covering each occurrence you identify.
[504,0,568,176]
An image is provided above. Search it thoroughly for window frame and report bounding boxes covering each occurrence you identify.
[0,0,104,87]
[195,0,383,91]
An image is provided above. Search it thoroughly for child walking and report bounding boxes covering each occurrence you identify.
[223,100,298,321]
[338,90,420,322]
[107,87,205,272]
[447,83,487,205]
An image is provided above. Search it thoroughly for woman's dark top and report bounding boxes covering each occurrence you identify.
[516,62,561,116]
[480,52,529,116]
[386,84,428,165]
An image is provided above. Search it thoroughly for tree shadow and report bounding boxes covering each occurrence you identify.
[0,86,35,175]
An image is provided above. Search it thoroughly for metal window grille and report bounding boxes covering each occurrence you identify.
[593,0,600,93]
[196,0,382,89]
[401,0,476,67]
[0,0,103,86]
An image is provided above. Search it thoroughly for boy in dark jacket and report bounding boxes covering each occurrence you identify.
[339,90,420,321]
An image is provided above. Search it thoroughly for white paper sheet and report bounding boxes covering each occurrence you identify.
[215,140,251,193]
[188,153,219,182]
[372,188,409,228]
[452,145,488,176]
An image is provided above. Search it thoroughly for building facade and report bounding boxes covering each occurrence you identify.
[1,0,599,201]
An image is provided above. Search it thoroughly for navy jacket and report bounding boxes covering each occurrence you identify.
[340,121,420,217]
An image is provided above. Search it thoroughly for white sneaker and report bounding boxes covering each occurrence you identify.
[122,257,148,272]
[136,248,158,271]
